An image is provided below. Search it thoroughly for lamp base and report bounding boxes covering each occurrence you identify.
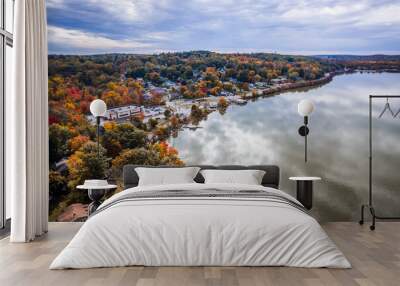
[298,126,309,136]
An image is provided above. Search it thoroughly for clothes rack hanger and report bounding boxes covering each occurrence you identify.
[378,97,395,118]
[393,106,400,118]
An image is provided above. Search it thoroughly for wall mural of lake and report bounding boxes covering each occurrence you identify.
[170,72,400,221]
[45,1,400,224]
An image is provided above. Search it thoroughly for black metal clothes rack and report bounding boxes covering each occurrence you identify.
[360,95,400,230]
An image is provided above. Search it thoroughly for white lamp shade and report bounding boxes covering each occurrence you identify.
[90,99,107,117]
[298,99,315,116]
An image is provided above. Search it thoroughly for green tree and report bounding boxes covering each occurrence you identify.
[49,170,68,211]
[238,70,250,82]
[164,109,172,119]
[102,123,147,157]
[111,148,164,178]
[148,118,159,130]
[111,144,182,178]
[49,124,74,164]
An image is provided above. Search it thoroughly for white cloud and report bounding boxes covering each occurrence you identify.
[279,1,400,28]
[48,26,151,52]
[281,2,366,24]
[85,0,171,23]
[355,4,400,26]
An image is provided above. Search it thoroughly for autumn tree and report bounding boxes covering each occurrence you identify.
[149,92,164,106]
[218,97,229,108]
[153,125,169,141]
[170,115,180,129]
[217,97,229,115]
[151,142,183,166]
[223,82,234,91]
[68,135,90,153]
[67,141,109,190]
[102,90,123,107]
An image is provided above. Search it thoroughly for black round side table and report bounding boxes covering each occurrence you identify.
[77,184,117,215]
[289,177,321,210]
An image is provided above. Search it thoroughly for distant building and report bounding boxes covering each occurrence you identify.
[255,82,269,88]
[271,76,288,85]
[142,106,166,123]
[163,80,177,88]
[105,105,142,120]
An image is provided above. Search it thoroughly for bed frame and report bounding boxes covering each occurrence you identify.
[123,165,280,189]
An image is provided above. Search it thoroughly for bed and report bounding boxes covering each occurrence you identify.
[50,165,351,269]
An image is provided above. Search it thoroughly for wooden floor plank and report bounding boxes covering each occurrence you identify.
[0,222,399,286]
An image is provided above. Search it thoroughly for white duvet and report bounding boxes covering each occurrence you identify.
[50,183,351,269]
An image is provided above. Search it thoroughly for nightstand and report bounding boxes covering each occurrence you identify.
[77,181,117,215]
[289,177,321,210]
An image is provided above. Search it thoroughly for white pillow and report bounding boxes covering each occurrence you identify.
[200,169,266,185]
[135,167,200,186]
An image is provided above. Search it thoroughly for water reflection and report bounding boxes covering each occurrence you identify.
[170,73,400,221]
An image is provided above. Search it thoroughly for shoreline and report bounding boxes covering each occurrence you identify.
[257,72,336,98]
[247,69,400,100]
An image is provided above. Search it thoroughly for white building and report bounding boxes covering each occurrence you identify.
[105,105,143,120]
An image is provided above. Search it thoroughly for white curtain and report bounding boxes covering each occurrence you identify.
[9,0,49,242]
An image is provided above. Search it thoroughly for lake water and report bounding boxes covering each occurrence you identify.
[170,72,400,221]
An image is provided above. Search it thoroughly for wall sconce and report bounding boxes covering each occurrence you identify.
[298,99,315,162]
[90,99,107,157]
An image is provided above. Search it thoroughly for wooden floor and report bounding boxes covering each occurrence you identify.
[0,222,399,286]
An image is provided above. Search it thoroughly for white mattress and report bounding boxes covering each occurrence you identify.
[50,183,351,269]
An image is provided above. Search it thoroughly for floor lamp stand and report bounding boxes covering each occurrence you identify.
[96,116,101,158]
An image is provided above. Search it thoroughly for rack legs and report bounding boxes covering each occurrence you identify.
[359,204,376,230]
[360,204,400,230]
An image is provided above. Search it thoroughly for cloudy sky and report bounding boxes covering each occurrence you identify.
[47,0,400,55]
